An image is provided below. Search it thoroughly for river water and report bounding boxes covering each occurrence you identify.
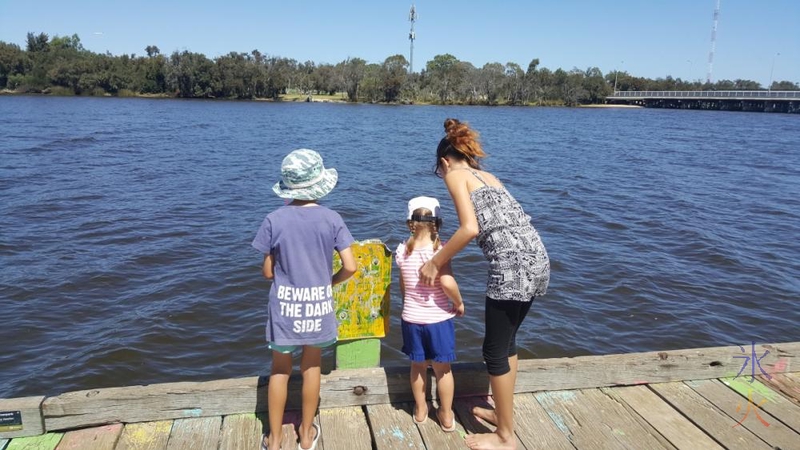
[1,96,799,398]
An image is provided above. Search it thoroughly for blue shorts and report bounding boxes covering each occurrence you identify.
[401,319,456,363]
[269,339,337,354]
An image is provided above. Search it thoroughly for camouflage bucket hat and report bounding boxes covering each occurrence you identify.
[272,149,338,200]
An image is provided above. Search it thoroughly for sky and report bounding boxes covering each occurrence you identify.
[1,0,797,86]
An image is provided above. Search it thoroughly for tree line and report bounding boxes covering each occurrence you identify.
[1,32,798,106]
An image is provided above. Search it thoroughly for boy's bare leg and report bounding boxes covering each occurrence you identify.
[298,346,322,449]
[465,358,517,450]
[431,362,455,429]
[410,361,429,422]
[472,355,517,425]
[267,351,293,450]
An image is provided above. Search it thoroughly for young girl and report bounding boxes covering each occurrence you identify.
[252,148,357,450]
[418,119,550,450]
[396,196,465,433]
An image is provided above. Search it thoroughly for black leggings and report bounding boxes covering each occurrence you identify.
[482,297,533,376]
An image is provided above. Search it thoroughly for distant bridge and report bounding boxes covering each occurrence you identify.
[606,90,800,113]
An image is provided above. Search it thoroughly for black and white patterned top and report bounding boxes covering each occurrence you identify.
[467,170,550,301]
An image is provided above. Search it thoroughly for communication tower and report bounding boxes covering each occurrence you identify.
[409,5,417,73]
[707,0,720,83]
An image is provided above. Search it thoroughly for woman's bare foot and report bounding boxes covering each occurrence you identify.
[465,432,516,450]
[472,406,497,425]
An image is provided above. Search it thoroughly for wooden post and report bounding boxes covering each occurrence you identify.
[0,396,45,439]
[332,240,392,370]
[336,339,382,369]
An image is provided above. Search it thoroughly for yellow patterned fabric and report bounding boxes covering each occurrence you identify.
[332,240,392,340]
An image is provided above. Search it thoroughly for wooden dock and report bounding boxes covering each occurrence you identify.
[2,342,798,449]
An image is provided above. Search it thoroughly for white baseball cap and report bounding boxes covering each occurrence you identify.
[407,196,441,220]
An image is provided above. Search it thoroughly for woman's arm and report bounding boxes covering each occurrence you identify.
[332,247,357,286]
[419,171,479,285]
[439,262,465,317]
[262,254,274,280]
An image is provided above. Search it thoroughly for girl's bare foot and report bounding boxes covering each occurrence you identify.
[465,432,516,450]
[436,408,456,432]
[472,406,497,425]
[413,405,428,424]
[263,433,281,450]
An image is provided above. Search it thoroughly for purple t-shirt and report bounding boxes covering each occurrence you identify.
[252,205,354,346]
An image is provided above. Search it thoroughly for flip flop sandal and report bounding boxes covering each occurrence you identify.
[261,433,281,450]
[297,422,320,450]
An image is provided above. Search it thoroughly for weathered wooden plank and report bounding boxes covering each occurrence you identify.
[410,400,467,450]
[606,385,721,450]
[218,414,262,450]
[722,376,800,432]
[366,403,425,450]
[650,382,773,449]
[34,343,799,432]
[318,407,371,450]
[165,417,221,450]
[54,424,122,450]
[0,396,45,438]
[41,377,271,432]
[535,388,671,450]
[685,379,800,449]
[515,342,798,394]
[599,387,679,450]
[115,421,172,450]
[513,393,575,450]
[5,433,63,450]
[758,372,800,405]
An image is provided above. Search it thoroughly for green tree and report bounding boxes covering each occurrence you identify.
[26,32,49,53]
[145,45,160,58]
[167,51,215,97]
[425,53,461,103]
[480,62,505,104]
[380,54,408,102]
[771,80,799,90]
[0,42,26,88]
[339,57,366,101]
[582,67,609,103]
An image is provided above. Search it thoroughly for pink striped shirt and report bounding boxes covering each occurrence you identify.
[395,242,455,325]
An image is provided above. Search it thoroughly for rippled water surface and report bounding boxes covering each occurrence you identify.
[1,96,799,398]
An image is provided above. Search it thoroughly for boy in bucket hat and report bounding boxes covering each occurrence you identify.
[252,148,357,450]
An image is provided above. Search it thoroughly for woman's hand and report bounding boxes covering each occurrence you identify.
[419,259,440,285]
[452,302,465,317]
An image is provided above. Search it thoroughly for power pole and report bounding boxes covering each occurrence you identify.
[408,5,417,73]
[707,0,720,84]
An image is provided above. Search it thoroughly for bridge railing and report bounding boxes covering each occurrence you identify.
[610,90,800,100]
